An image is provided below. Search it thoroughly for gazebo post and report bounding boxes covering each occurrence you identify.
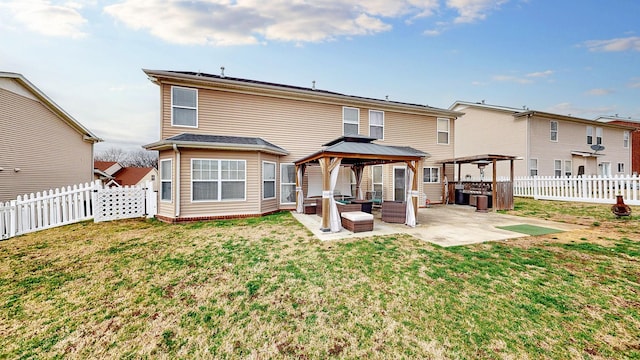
[319,157,331,232]
[510,159,515,210]
[295,164,300,212]
[412,163,418,219]
[492,159,497,211]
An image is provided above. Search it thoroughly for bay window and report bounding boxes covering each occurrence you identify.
[192,159,245,201]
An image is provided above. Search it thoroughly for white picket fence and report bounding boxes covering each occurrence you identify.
[1,180,157,240]
[514,175,640,205]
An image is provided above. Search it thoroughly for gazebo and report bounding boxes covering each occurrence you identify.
[294,135,427,232]
[437,154,521,211]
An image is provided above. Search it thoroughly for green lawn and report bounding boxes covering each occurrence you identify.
[1,199,639,359]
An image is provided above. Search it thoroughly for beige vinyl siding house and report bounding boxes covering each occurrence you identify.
[0,72,101,202]
[450,101,633,178]
[144,70,461,222]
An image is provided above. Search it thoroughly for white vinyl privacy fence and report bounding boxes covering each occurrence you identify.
[1,180,157,240]
[514,175,640,205]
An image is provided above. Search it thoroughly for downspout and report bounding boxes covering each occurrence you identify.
[173,144,181,217]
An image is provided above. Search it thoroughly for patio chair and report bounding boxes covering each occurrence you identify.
[381,201,406,223]
[367,191,382,209]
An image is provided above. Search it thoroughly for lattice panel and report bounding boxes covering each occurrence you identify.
[94,187,146,223]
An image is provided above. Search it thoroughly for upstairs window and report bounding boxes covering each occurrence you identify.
[623,131,630,148]
[343,107,359,136]
[618,163,625,173]
[437,118,450,145]
[596,127,603,145]
[586,126,593,145]
[369,110,384,139]
[550,121,558,141]
[172,86,197,127]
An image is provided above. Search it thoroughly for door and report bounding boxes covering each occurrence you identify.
[393,167,406,202]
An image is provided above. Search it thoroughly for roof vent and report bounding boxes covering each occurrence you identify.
[312,80,316,90]
[220,66,225,78]
[385,95,389,101]
[481,99,485,104]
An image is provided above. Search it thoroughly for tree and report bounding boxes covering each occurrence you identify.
[95,148,158,169]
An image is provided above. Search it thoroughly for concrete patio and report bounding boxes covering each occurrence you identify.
[291,204,585,247]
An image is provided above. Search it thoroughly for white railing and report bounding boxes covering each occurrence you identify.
[514,175,640,205]
[1,180,157,240]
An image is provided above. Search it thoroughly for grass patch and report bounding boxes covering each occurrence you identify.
[497,224,562,236]
[0,205,639,359]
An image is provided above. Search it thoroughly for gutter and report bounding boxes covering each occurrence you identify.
[173,144,180,217]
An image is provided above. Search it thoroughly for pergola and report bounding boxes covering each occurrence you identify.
[295,136,428,232]
[437,154,521,210]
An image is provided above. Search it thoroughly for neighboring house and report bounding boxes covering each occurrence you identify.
[143,69,462,222]
[449,101,634,179]
[596,116,640,175]
[0,72,101,202]
[94,161,158,187]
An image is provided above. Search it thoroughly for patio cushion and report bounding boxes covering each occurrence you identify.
[341,211,374,222]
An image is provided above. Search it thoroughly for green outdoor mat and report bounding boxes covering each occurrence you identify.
[497,224,562,236]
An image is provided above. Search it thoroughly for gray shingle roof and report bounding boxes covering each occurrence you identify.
[144,133,288,155]
[325,141,427,158]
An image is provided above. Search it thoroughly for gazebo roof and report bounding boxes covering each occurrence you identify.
[295,135,429,166]
[437,154,521,165]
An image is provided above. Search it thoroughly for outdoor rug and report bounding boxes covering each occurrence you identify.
[496,224,563,236]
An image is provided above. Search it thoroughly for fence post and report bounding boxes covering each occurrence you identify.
[9,200,16,238]
[145,180,157,218]
[533,176,539,199]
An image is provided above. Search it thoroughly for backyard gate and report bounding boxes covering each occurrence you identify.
[94,183,153,222]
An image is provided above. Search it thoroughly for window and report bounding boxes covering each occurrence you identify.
[596,127,603,145]
[191,159,245,201]
[624,131,630,148]
[554,160,562,177]
[369,110,384,139]
[343,107,359,136]
[423,167,439,183]
[529,158,538,176]
[372,165,383,195]
[263,162,276,200]
[600,162,611,176]
[280,164,296,204]
[171,86,197,127]
[618,163,625,173]
[564,160,572,177]
[586,126,593,145]
[550,121,558,141]
[437,118,450,144]
[160,159,172,202]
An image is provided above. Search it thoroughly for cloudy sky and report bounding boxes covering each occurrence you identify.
[1,0,639,152]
